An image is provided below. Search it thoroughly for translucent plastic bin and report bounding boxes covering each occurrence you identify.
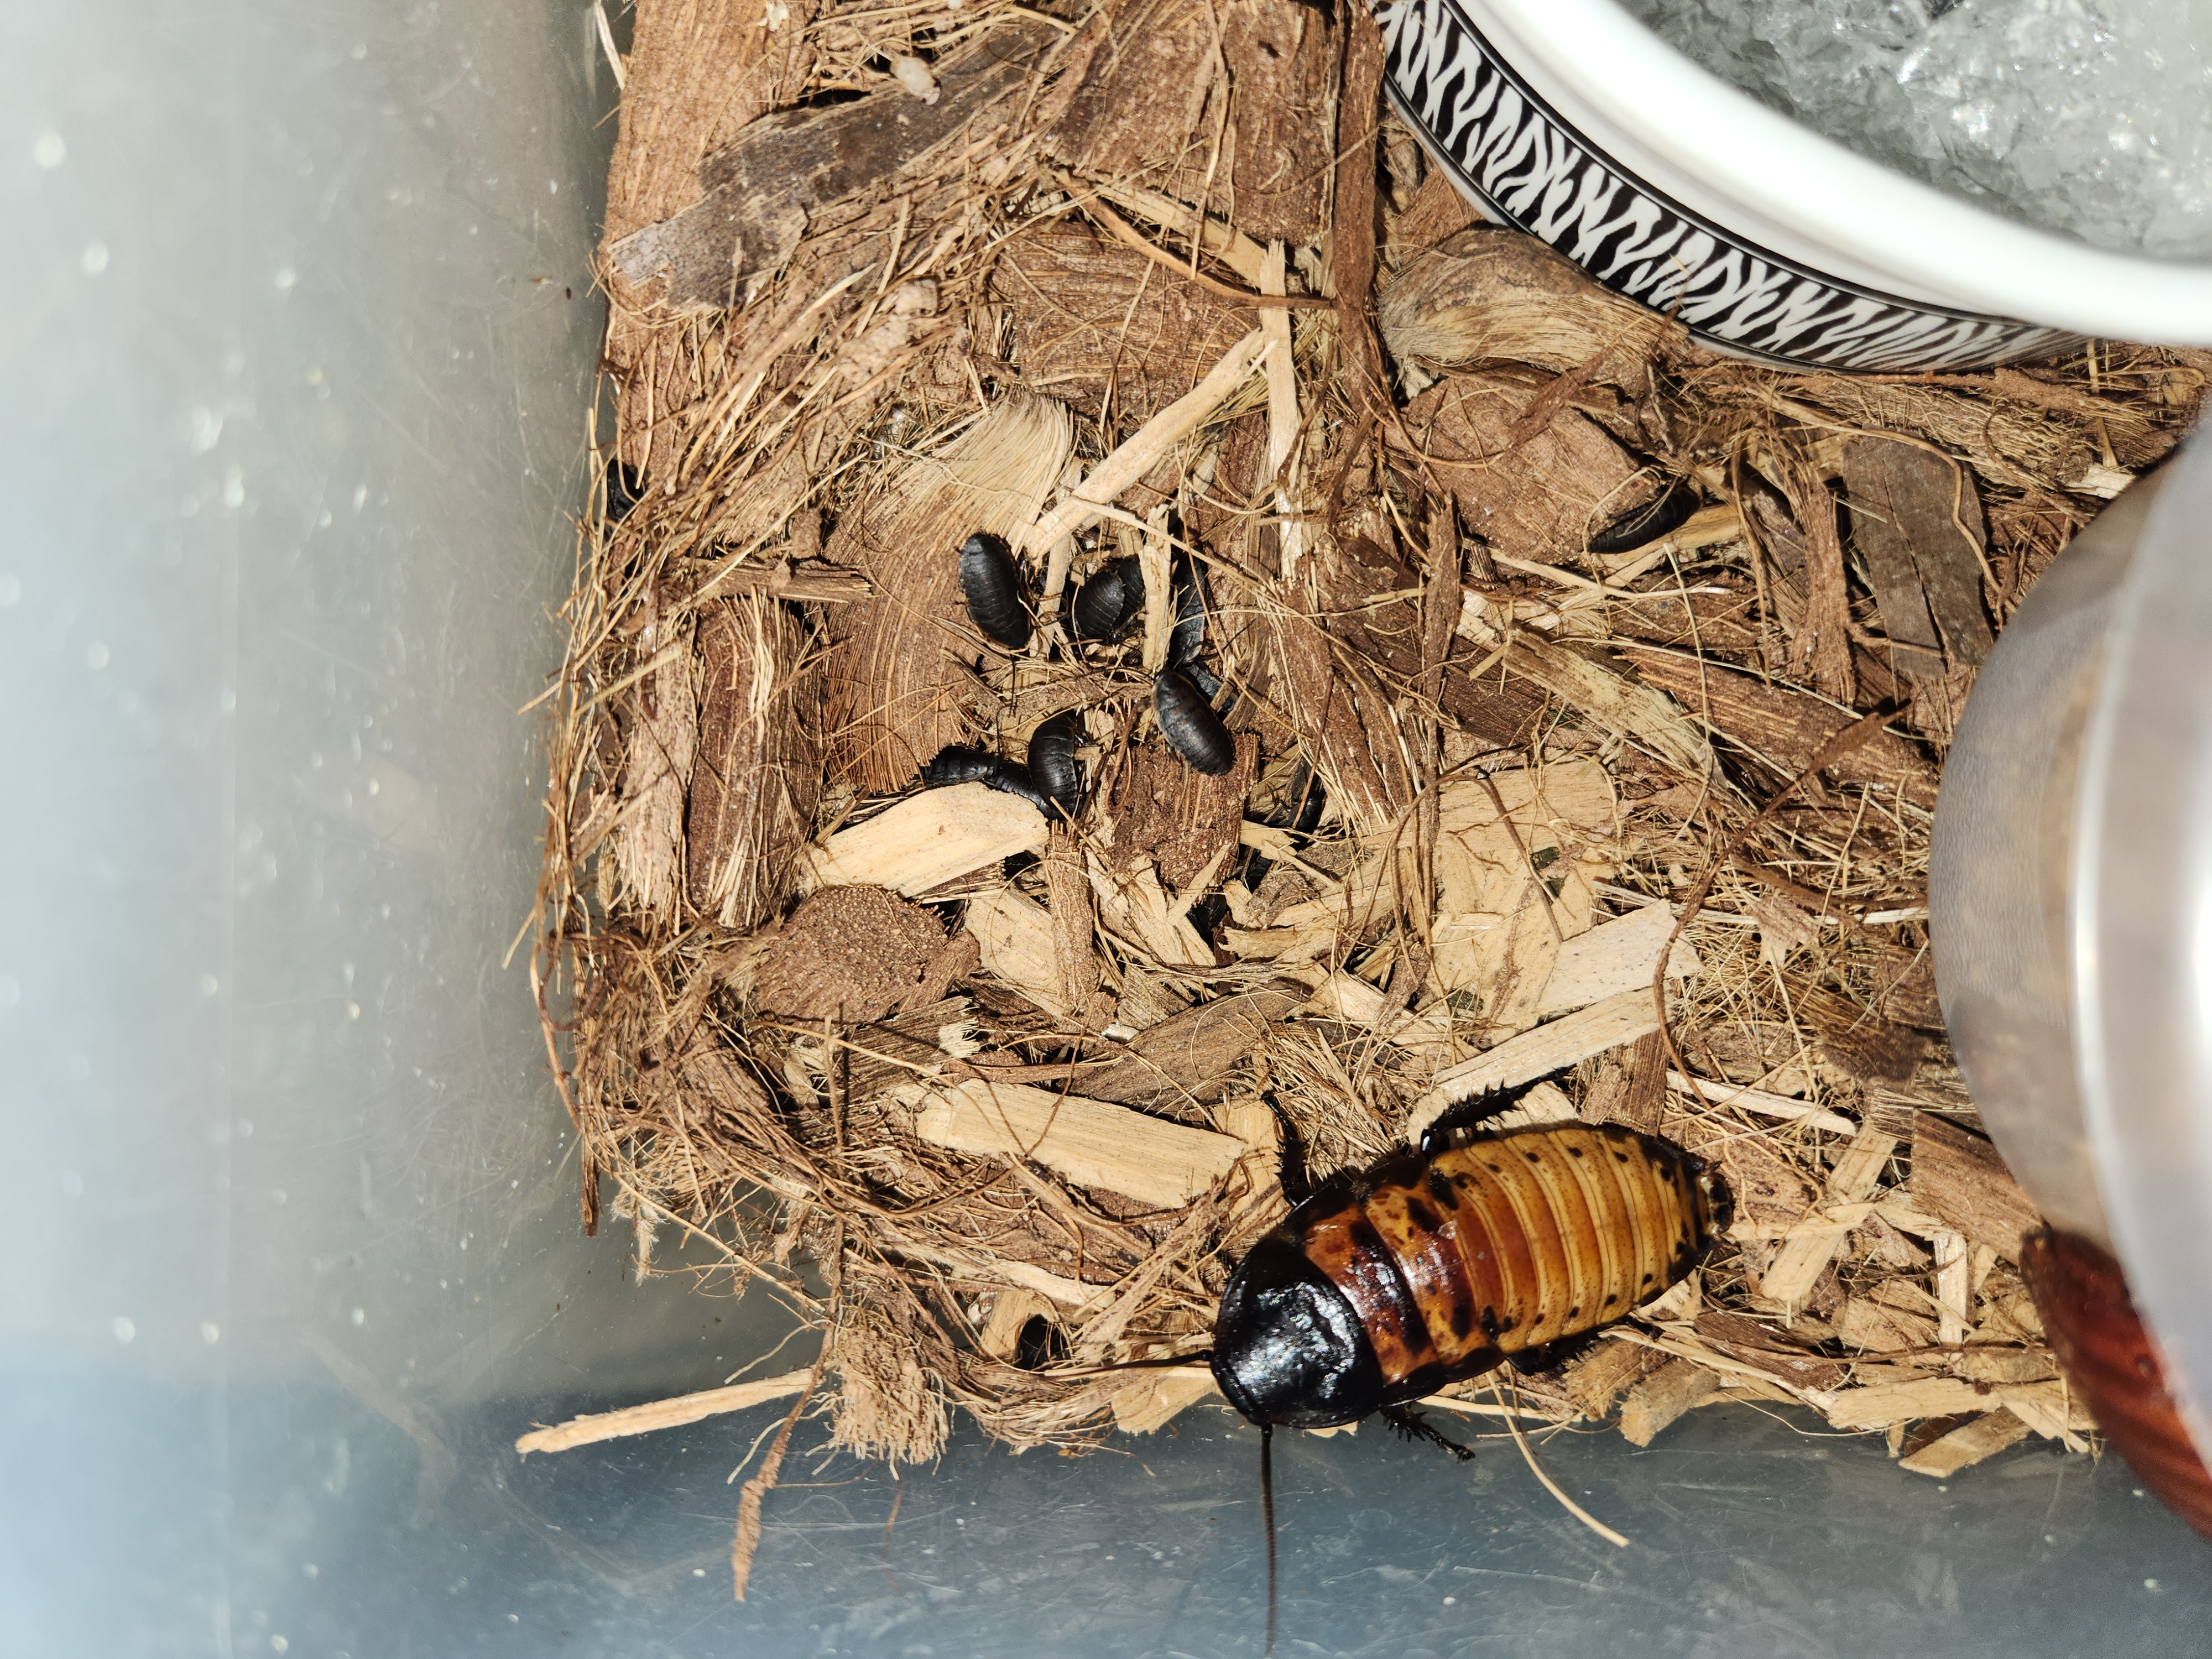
[5,5,2206,1656]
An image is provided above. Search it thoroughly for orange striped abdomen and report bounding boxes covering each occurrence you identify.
[1297,1124,1716,1395]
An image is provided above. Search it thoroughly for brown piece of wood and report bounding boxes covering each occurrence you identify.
[894,1078,1245,1209]
[611,19,1060,306]
[752,886,947,1024]
[696,558,870,603]
[1841,435,1994,674]
[978,1288,1058,1361]
[1618,646,1938,807]
[1046,824,1104,1020]
[1378,227,1678,378]
[1227,0,1340,244]
[1910,1113,2042,1262]
[825,390,1072,794]
[686,597,821,930]
[1042,0,1224,194]
[1618,1358,1720,1446]
[516,1368,815,1457]
[805,784,1048,895]
[1333,6,1389,411]
[1265,561,1420,836]
[1109,733,1258,894]
[1897,1408,2031,1477]
[1692,1311,1851,1392]
[1397,374,1667,568]
[1383,170,1480,264]
[902,930,980,1015]
[1077,984,1306,1109]
[1565,1339,1664,1418]
[1774,450,1856,705]
[989,224,1256,425]
[1794,983,1931,1085]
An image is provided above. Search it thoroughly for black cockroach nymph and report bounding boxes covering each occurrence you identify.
[1025,711,1083,821]
[920,744,1053,816]
[1166,546,1209,670]
[1154,665,1236,775]
[1587,476,1699,554]
[958,531,1031,648]
[1068,556,1142,641]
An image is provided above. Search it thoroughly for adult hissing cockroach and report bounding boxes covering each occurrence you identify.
[1208,1113,1728,1650]
[958,531,1030,649]
[1068,556,1141,642]
[1025,711,1083,821]
[1213,1121,1726,1428]
[920,743,1052,816]
[1154,666,1235,776]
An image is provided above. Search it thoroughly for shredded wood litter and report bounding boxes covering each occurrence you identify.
[525,0,2209,1569]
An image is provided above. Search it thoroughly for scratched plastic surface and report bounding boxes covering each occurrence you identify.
[3,4,2207,1655]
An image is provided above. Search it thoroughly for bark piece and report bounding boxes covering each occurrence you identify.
[989,225,1254,425]
[1399,375,1667,567]
[1692,1311,1851,1392]
[1504,637,1714,778]
[1773,451,1856,704]
[1618,1358,1720,1446]
[1109,733,1259,895]
[1841,435,1995,673]
[1910,1113,2042,1262]
[1618,647,1938,807]
[1379,227,1679,378]
[611,19,1059,306]
[1564,1339,1665,1419]
[1043,0,1223,187]
[1333,5,1387,406]
[893,1079,1245,1209]
[752,886,948,1024]
[1077,985,1306,1108]
[686,597,822,930]
[1227,0,1339,243]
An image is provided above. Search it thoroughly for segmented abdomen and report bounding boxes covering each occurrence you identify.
[1294,1125,1714,1391]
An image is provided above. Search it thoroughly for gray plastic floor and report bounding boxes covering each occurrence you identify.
[4,2,2208,1655]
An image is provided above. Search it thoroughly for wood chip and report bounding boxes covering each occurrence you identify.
[515,1368,815,1456]
[894,1079,1245,1210]
[1496,637,1714,777]
[1407,989,1662,1140]
[1077,986,1307,1109]
[1759,1124,1898,1308]
[1537,902,1702,1015]
[805,784,1047,895]
[1896,1408,2031,1477]
[1110,1364,1222,1433]
[1618,1358,1720,1446]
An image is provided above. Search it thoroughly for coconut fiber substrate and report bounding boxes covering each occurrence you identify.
[519,0,2211,1592]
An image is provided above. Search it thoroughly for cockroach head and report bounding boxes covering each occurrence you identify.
[1211,1235,1383,1430]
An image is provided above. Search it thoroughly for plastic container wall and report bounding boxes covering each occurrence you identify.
[6,5,2211,1656]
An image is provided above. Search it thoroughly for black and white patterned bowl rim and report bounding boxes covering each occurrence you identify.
[1378,0,2082,372]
